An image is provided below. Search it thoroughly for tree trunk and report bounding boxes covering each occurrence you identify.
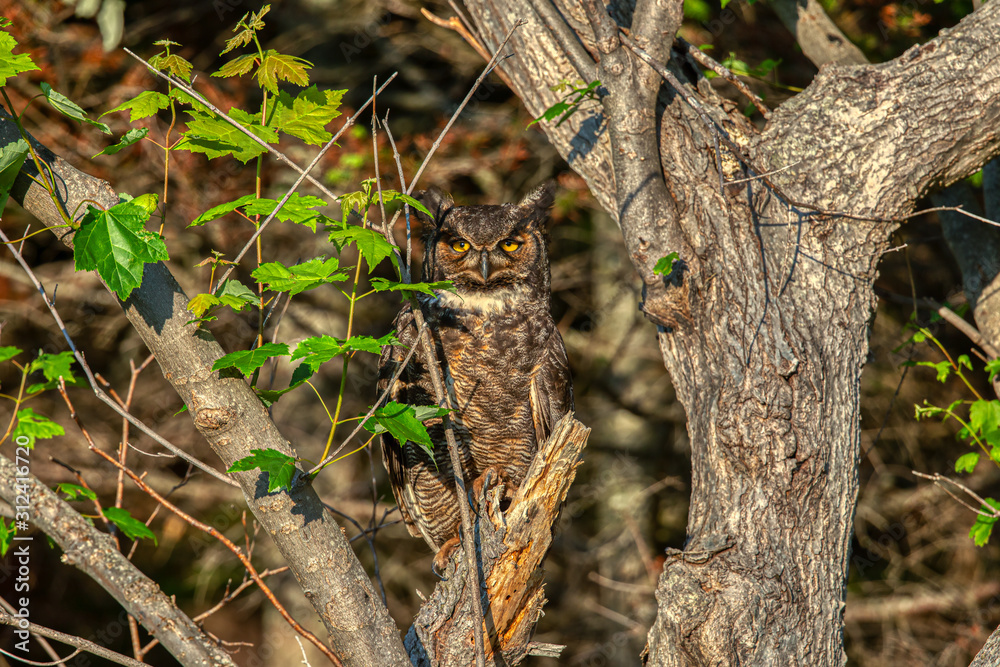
[457,0,1000,663]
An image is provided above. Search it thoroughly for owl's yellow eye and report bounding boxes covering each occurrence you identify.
[500,239,521,252]
[450,240,470,253]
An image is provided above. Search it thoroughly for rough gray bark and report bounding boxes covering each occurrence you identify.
[770,0,1000,395]
[0,453,235,666]
[458,0,1000,664]
[1,113,410,667]
[971,623,1000,667]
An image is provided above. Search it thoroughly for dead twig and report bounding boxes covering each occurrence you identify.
[912,471,1000,518]
[677,36,771,119]
[0,611,146,667]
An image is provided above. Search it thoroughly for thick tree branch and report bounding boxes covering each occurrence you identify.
[582,0,692,327]
[768,0,867,67]
[758,1,1000,219]
[0,454,235,666]
[1,115,409,666]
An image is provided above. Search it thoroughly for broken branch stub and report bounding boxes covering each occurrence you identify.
[405,413,590,666]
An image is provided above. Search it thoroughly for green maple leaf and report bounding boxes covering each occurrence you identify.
[215,53,258,78]
[56,482,97,501]
[252,257,348,296]
[228,448,298,493]
[147,51,192,83]
[290,333,398,370]
[955,452,980,474]
[94,128,149,158]
[13,408,65,447]
[0,346,21,363]
[27,351,79,392]
[189,194,258,227]
[73,201,169,299]
[0,28,39,86]
[969,499,1000,547]
[213,342,290,376]
[103,507,157,544]
[186,279,257,318]
[242,193,329,231]
[40,83,110,134]
[268,86,346,145]
[328,226,397,270]
[654,252,680,277]
[970,400,1000,448]
[255,50,311,94]
[175,109,275,163]
[101,91,170,122]
[0,138,29,211]
[362,402,449,456]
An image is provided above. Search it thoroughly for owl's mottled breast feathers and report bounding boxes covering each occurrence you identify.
[377,183,573,553]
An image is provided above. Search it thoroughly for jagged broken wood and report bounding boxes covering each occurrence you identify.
[405,413,590,666]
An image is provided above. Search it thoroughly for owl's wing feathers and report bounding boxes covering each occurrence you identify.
[377,303,424,539]
[529,327,574,447]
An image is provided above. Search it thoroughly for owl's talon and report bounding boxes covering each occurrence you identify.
[471,466,501,504]
[432,536,461,578]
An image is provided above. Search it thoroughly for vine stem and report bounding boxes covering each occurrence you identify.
[323,256,367,462]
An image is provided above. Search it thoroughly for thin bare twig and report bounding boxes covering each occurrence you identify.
[0,226,236,487]
[678,36,771,119]
[0,611,147,667]
[55,383,343,667]
[0,597,63,664]
[913,471,1000,516]
[381,113,414,271]
[139,566,289,657]
[406,19,525,195]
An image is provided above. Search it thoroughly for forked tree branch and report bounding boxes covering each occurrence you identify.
[1,110,409,666]
[0,454,236,666]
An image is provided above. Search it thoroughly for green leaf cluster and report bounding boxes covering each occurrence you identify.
[906,324,1000,546]
[0,349,79,448]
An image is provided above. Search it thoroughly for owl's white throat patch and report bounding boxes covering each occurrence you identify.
[429,286,529,316]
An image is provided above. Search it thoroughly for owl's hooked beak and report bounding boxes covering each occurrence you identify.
[480,251,490,281]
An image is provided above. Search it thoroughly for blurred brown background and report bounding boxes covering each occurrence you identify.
[0,0,996,665]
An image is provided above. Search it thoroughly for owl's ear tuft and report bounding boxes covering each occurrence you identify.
[518,181,555,226]
[414,187,455,226]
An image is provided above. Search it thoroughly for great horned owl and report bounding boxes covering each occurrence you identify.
[377,183,573,567]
